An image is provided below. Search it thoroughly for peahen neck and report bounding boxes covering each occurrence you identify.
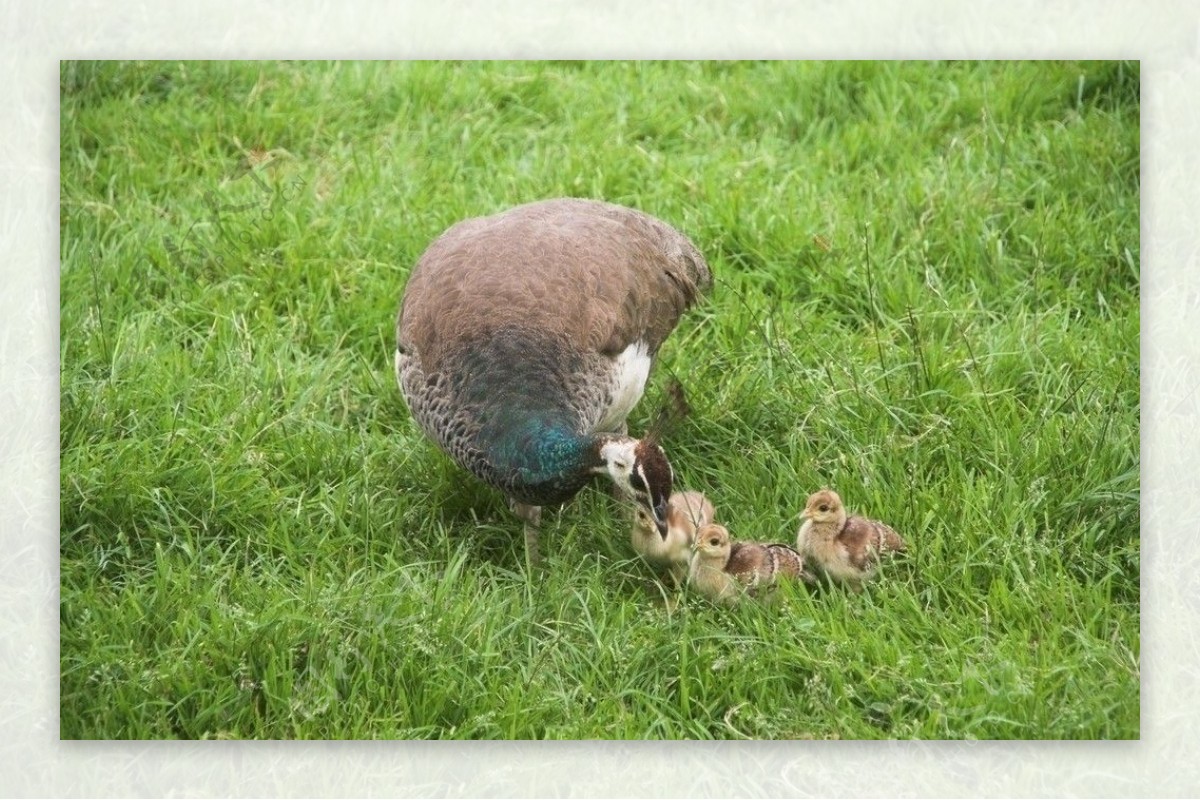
[481,412,604,505]
[450,328,609,503]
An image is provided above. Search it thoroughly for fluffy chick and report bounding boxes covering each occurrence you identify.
[796,488,905,592]
[688,523,811,605]
[632,490,715,587]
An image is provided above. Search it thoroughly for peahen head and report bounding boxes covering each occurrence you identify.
[596,436,673,538]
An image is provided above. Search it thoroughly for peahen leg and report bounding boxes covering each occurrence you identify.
[511,501,543,567]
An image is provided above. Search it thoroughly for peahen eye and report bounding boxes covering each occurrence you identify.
[629,469,646,492]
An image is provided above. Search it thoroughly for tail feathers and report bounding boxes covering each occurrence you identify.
[767,543,807,581]
[872,521,906,554]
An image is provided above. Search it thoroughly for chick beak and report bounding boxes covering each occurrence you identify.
[652,498,669,540]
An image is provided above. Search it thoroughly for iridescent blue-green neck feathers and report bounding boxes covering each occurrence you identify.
[483,414,600,506]
[447,329,607,506]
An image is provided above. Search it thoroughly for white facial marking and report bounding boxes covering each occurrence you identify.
[632,463,649,493]
[597,438,639,494]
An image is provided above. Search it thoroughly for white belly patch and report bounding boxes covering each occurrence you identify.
[594,340,652,433]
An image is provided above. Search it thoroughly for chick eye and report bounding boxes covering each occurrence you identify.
[818,504,828,512]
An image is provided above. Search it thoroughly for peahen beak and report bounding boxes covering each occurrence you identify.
[652,497,669,539]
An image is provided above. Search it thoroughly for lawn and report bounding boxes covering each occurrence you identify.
[59,60,1139,739]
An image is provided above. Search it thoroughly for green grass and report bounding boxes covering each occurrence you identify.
[59,60,1139,739]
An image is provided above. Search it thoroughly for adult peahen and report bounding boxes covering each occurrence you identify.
[395,198,712,565]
